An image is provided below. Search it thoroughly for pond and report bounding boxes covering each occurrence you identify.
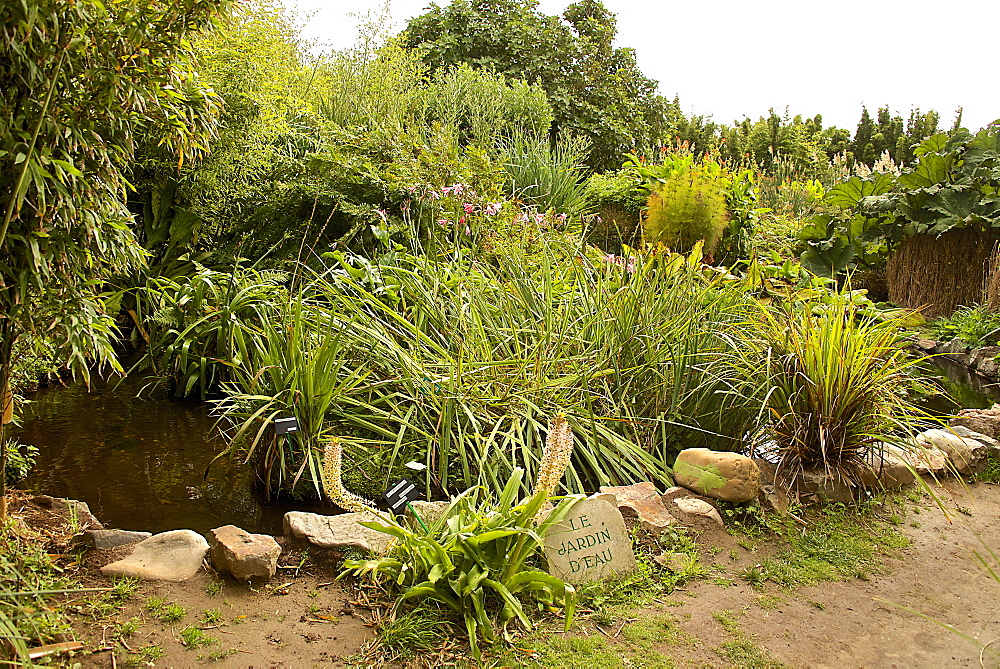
[11,355,1000,536]
[14,374,327,535]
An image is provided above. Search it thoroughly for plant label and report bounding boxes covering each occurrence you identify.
[542,497,637,584]
[384,478,420,513]
[274,417,298,435]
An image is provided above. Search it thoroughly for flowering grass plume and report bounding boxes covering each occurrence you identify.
[322,438,379,514]
[533,413,575,498]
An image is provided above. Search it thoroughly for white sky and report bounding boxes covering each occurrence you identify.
[284,0,998,133]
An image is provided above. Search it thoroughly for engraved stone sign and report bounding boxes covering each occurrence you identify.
[542,497,637,584]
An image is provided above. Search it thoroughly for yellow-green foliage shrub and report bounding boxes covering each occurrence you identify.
[643,169,729,256]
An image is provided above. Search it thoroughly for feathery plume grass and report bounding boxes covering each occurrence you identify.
[322,438,379,514]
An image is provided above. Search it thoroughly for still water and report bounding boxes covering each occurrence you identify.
[14,374,321,535]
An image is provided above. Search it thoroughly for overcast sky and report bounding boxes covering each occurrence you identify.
[283,0,997,133]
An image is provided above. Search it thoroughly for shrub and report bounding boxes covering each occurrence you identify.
[643,168,729,256]
[930,304,1000,348]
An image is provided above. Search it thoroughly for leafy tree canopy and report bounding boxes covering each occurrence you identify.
[402,0,679,169]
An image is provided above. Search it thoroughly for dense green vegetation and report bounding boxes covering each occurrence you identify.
[6,0,993,504]
[5,1,1000,661]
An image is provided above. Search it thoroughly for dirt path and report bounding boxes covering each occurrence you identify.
[666,480,1000,668]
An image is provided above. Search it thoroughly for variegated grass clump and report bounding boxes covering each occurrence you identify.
[322,438,379,515]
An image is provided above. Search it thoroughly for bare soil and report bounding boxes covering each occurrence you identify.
[8,479,1000,668]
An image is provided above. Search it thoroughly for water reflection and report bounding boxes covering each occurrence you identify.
[14,375,323,534]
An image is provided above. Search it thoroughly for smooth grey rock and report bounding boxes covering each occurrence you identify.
[968,346,1000,377]
[100,530,208,582]
[672,497,724,527]
[598,481,675,532]
[941,337,968,355]
[949,425,1000,452]
[858,447,916,489]
[912,338,938,352]
[885,443,950,476]
[283,511,391,554]
[673,449,761,503]
[208,525,281,583]
[70,529,151,550]
[542,498,636,585]
[917,428,987,475]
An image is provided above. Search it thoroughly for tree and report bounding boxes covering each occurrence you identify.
[0,0,231,518]
[402,0,674,169]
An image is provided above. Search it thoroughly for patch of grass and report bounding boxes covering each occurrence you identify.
[146,598,186,624]
[495,625,679,668]
[144,597,166,615]
[207,647,238,662]
[373,609,448,661]
[979,457,1000,484]
[205,580,224,596]
[621,613,688,647]
[755,594,785,610]
[201,608,222,625]
[717,637,786,668]
[179,626,218,649]
[712,609,740,634]
[734,502,909,588]
[115,617,140,639]
[132,644,164,664]
[108,577,140,603]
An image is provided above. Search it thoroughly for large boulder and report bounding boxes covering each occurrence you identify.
[916,428,991,475]
[951,405,1000,442]
[207,525,281,583]
[100,530,208,582]
[672,449,760,503]
[597,482,675,532]
[884,443,950,476]
[859,448,916,489]
[283,511,392,554]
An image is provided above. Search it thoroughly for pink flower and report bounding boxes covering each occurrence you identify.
[465,225,471,236]
[442,186,454,196]
[484,202,502,216]
[556,212,568,224]
[463,203,475,214]
[427,190,441,200]
[437,218,449,227]
[534,212,546,225]
[450,183,467,195]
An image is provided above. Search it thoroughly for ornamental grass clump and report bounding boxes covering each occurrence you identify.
[736,299,928,486]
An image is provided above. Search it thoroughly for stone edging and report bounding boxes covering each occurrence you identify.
[911,336,1000,378]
